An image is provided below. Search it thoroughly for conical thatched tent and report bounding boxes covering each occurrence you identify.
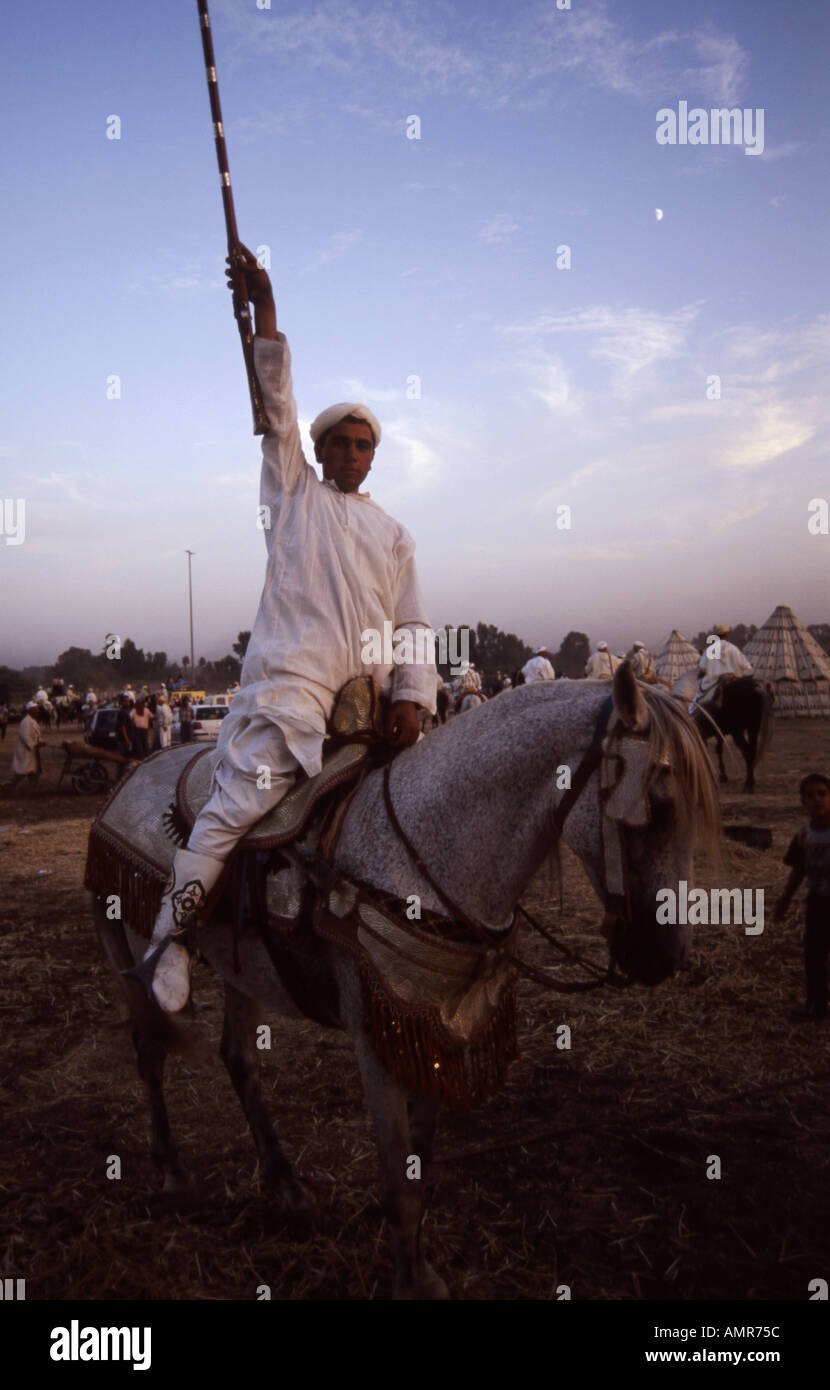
[655,629,700,685]
[743,605,830,716]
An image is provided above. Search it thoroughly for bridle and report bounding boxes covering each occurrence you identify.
[381,695,648,993]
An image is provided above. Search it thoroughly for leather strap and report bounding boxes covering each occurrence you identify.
[551,696,614,834]
[381,695,621,994]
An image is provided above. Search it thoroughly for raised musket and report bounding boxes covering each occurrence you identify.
[196,0,269,435]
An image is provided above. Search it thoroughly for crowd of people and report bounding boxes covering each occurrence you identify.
[0,682,215,792]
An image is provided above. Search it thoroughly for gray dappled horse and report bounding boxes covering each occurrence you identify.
[93,663,719,1299]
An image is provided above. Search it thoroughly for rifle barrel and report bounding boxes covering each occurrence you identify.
[196,0,269,434]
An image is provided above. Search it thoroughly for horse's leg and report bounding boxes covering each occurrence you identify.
[219,979,314,1218]
[715,735,728,784]
[408,1093,440,1177]
[335,957,448,1299]
[406,1091,444,1291]
[732,727,756,792]
[93,902,187,1191]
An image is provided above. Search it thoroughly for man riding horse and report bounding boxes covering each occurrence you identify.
[689,624,753,717]
[685,627,770,792]
[145,244,437,1011]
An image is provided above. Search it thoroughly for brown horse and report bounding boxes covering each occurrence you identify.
[692,677,773,792]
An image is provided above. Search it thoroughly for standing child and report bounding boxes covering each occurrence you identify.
[773,773,830,1021]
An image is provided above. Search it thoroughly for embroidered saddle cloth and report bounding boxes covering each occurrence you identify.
[84,678,383,937]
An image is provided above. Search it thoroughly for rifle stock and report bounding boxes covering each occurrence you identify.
[197,0,269,435]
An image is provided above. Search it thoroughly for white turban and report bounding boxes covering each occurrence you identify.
[597,641,608,650]
[633,641,645,650]
[309,403,381,461]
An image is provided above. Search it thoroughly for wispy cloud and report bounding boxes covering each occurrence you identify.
[220,0,752,109]
[479,214,520,245]
[719,405,816,471]
[310,230,363,267]
[379,421,441,497]
[757,142,804,162]
[30,471,106,504]
[341,379,402,404]
[502,304,701,394]
[528,358,580,417]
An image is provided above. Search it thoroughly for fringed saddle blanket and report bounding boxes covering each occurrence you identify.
[84,740,369,940]
[315,885,519,1112]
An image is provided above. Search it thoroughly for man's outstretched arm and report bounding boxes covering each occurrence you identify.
[228,243,308,505]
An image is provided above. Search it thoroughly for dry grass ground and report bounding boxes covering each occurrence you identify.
[1,719,829,1300]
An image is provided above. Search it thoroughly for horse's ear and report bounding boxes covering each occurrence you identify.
[612,660,649,732]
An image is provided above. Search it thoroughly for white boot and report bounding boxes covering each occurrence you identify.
[144,847,225,1012]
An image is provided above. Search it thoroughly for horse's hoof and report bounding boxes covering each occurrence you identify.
[393,1263,451,1300]
[265,1174,320,1232]
[418,1262,450,1300]
[161,1170,191,1195]
[153,1175,197,1211]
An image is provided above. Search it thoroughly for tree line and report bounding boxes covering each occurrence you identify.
[2,621,829,704]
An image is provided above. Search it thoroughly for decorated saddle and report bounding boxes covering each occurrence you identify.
[84,678,385,939]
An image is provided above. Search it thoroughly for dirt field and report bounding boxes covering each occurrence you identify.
[2,718,829,1301]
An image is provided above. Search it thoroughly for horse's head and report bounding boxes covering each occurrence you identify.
[563,664,720,987]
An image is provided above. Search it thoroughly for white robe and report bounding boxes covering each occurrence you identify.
[187,333,437,860]
[630,649,656,681]
[585,650,620,679]
[698,640,753,693]
[11,714,41,775]
[154,703,173,749]
[231,334,436,776]
[521,655,556,683]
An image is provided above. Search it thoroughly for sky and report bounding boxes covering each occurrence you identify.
[1,0,828,669]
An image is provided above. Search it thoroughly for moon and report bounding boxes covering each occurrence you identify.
[655,208,664,221]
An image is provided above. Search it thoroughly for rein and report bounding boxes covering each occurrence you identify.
[381,697,625,994]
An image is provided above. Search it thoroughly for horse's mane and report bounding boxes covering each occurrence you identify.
[639,684,721,865]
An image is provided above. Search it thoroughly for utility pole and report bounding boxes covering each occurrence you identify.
[185,550,195,674]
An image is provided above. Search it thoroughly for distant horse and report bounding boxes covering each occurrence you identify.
[55,696,82,729]
[92,664,719,1299]
[33,699,54,729]
[689,677,773,793]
